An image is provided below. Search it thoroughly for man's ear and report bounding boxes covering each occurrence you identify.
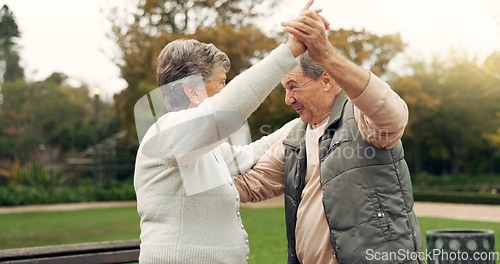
[320,71,335,92]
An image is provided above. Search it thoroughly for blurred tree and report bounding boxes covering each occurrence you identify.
[392,75,440,174]
[481,51,500,171]
[441,56,499,175]
[105,0,279,144]
[484,113,500,146]
[0,4,24,82]
[328,29,406,76]
[191,24,278,80]
[131,0,277,34]
[0,79,27,160]
[0,74,118,163]
[483,51,500,78]
[397,52,500,175]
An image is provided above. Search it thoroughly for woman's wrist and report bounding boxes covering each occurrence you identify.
[285,40,305,58]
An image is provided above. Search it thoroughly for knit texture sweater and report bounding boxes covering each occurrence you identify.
[134,44,298,264]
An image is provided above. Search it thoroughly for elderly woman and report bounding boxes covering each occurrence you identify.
[133,35,304,263]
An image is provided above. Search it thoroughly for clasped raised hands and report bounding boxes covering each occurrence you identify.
[283,0,333,64]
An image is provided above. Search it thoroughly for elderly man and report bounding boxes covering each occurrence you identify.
[234,5,424,264]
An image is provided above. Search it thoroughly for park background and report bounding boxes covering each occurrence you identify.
[0,0,500,262]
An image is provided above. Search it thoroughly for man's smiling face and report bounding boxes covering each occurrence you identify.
[281,66,334,125]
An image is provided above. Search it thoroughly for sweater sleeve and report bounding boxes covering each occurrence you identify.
[250,118,301,163]
[233,130,289,203]
[350,72,409,149]
[210,44,298,116]
[141,44,298,165]
[219,118,300,176]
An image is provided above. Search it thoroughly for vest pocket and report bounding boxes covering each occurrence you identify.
[320,138,351,162]
[369,188,395,242]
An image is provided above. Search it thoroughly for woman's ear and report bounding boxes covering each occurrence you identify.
[184,85,200,105]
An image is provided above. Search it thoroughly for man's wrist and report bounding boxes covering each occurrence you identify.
[314,46,337,66]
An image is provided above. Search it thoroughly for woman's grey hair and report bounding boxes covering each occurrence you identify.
[299,51,325,80]
[156,39,230,111]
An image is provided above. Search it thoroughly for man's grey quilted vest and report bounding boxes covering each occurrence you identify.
[283,92,424,264]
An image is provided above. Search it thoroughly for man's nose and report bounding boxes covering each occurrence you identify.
[285,91,296,105]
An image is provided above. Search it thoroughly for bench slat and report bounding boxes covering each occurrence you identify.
[0,239,140,264]
[1,249,139,264]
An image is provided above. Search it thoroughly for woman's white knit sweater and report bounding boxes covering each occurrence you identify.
[134,44,298,264]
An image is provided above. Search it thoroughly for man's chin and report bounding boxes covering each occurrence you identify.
[299,115,310,124]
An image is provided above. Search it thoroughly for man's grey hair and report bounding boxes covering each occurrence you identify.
[156,39,230,111]
[299,51,325,80]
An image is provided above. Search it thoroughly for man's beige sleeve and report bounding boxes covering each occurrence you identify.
[233,134,287,203]
[351,72,409,149]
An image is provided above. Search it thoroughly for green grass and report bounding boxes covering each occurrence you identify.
[0,206,140,249]
[241,208,288,264]
[1,206,499,263]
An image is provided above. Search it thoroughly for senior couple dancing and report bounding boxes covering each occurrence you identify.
[134,0,425,263]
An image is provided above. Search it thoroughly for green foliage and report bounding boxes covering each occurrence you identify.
[394,53,500,175]
[0,75,119,162]
[328,29,406,76]
[0,180,135,206]
[0,4,24,81]
[96,180,136,201]
[14,162,69,187]
[0,183,91,206]
[133,0,277,34]
[0,5,19,45]
[483,112,500,148]
[412,173,500,204]
[0,160,135,206]
[412,173,500,192]
[414,191,500,205]
[483,51,500,78]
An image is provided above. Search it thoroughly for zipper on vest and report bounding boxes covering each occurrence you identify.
[320,138,352,162]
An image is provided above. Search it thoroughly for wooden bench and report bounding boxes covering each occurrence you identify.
[0,239,140,264]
